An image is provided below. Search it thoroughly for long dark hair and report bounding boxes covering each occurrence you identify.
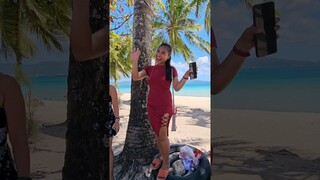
[159,43,172,81]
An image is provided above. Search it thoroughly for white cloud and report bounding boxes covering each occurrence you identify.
[213,0,320,46]
[196,56,210,80]
[172,56,210,81]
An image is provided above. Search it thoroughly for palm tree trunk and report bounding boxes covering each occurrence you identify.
[62,1,109,179]
[114,0,158,179]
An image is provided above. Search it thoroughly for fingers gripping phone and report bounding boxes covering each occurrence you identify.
[253,1,277,58]
[189,62,197,80]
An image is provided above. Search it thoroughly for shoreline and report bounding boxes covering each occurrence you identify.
[30,94,320,179]
[31,93,211,179]
[212,108,320,179]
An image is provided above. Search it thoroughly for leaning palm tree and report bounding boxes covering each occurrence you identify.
[190,0,210,34]
[152,0,210,62]
[114,0,157,179]
[0,0,70,63]
[0,0,70,87]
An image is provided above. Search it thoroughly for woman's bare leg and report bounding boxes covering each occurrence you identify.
[109,138,114,180]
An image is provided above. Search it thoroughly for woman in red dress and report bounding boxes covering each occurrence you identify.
[131,43,190,179]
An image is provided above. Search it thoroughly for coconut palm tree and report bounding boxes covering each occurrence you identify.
[152,0,210,62]
[62,0,110,179]
[0,0,71,93]
[0,0,70,63]
[114,0,157,179]
[113,0,211,179]
[62,0,109,179]
[190,0,210,34]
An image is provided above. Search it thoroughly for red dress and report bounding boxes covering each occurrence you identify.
[145,65,178,136]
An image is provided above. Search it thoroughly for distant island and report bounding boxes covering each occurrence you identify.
[0,61,69,76]
[243,57,320,68]
[1,58,320,76]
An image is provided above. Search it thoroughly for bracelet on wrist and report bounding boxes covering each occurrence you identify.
[183,76,188,80]
[232,45,250,57]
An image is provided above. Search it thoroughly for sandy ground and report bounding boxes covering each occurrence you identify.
[29,94,320,180]
[212,108,320,180]
[30,93,210,179]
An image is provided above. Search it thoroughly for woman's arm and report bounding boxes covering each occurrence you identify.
[4,76,30,177]
[173,70,190,92]
[71,0,108,61]
[109,85,119,118]
[109,85,120,133]
[130,48,147,81]
[212,26,258,95]
[212,19,280,95]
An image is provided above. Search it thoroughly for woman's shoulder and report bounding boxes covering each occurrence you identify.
[0,74,20,98]
[170,65,177,70]
[0,73,18,87]
[109,85,116,91]
[109,85,117,95]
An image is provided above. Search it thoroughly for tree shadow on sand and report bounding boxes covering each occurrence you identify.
[176,105,210,128]
[213,136,320,180]
[41,121,67,139]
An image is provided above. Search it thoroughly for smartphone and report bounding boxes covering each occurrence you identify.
[252,1,277,58]
[189,62,197,80]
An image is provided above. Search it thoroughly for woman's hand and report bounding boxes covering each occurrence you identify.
[112,120,120,134]
[130,48,141,64]
[183,69,191,79]
[235,17,280,53]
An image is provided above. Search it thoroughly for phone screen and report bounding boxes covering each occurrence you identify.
[189,62,197,80]
[253,1,277,58]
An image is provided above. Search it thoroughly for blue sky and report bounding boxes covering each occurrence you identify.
[212,0,320,62]
[0,1,211,81]
[2,0,319,81]
[110,0,211,82]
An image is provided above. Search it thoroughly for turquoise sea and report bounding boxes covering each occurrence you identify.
[23,76,210,101]
[212,67,320,113]
[23,66,320,113]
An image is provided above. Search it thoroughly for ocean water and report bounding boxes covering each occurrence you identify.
[115,80,210,97]
[24,76,210,101]
[212,67,320,113]
[23,66,320,113]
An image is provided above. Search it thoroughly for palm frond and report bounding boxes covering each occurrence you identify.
[204,0,210,35]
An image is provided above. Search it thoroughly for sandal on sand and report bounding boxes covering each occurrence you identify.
[150,158,163,170]
[157,169,169,180]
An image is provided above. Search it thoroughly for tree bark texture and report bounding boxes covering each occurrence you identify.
[114,0,158,179]
[62,1,109,179]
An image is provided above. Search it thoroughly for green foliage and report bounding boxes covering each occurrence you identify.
[14,64,30,86]
[0,0,71,63]
[24,92,44,138]
[152,0,210,62]
[110,31,132,82]
[110,1,134,82]
[111,0,210,80]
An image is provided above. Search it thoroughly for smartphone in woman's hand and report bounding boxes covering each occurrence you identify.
[189,62,197,80]
[253,1,277,58]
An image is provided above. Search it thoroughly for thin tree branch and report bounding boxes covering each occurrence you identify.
[110,13,134,31]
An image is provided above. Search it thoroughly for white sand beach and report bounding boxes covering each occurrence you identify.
[29,95,320,179]
[212,108,320,180]
[30,93,211,179]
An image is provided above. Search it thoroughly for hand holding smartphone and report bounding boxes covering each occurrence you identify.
[189,62,197,80]
[252,1,277,58]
